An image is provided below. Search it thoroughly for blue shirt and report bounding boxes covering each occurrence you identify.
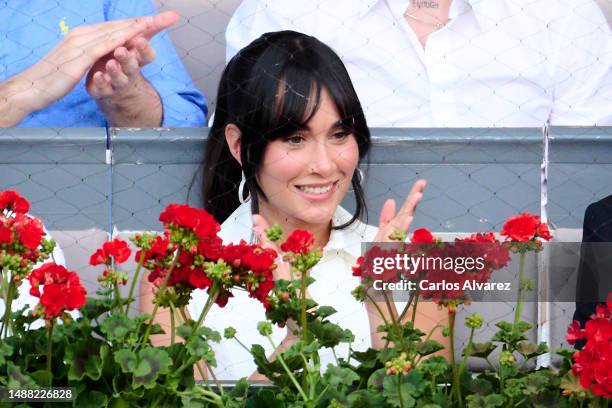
[0,0,207,127]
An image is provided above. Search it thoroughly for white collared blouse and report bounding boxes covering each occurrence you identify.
[187,203,378,380]
[226,0,612,127]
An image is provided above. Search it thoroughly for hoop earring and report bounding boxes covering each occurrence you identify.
[238,171,251,204]
[348,168,364,192]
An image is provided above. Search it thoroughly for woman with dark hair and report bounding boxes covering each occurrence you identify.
[143,30,444,380]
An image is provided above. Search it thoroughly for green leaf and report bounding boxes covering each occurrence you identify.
[29,370,52,387]
[0,343,13,366]
[517,341,549,359]
[197,326,222,343]
[415,339,444,356]
[80,297,114,319]
[418,356,448,378]
[316,306,337,319]
[132,347,172,389]
[186,336,217,366]
[523,372,551,396]
[382,370,424,408]
[353,348,380,370]
[251,344,279,380]
[101,314,137,343]
[250,388,286,408]
[309,320,353,348]
[6,362,36,388]
[228,378,249,399]
[108,397,132,408]
[65,340,104,381]
[177,323,193,339]
[324,365,359,388]
[468,342,496,359]
[469,377,494,396]
[75,390,108,408]
[367,368,387,391]
[466,394,505,408]
[384,377,414,408]
[114,350,138,373]
[346,390,386,408]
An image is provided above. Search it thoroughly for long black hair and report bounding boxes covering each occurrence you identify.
[203,31,370,228]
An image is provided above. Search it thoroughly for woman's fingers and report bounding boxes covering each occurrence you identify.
[375,179,427,241]
[252,214,275,249]
[397,179,426,218]
[253,215,292,281]
[378,198,396,228]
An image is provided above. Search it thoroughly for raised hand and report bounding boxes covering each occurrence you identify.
[374,179,426,242]
[86,12,179,100]
[2,12,178,127]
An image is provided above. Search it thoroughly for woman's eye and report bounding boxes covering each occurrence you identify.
[285,135,305,145]
[332,131,351,141]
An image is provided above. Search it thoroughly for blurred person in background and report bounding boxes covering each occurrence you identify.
[226,0,612,127]
[0,1,207,128]
[573,194,612,347]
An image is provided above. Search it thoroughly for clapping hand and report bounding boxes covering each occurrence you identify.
[86,12,179,100]
[374,179,426,242]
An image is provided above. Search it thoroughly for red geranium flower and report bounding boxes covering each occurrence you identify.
[280,230,314,254]
[566,321,587,345]
[29,263,87,319]
[411,228,435,243]
[90,238,131,265]
[570,292,612,398]
[159,203,220,238]
[0,224,12,244]
[14,214,44,250]
[0,190,30,213]
[500,212,551,242]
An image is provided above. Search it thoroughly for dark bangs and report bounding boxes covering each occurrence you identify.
[238,32,368,157]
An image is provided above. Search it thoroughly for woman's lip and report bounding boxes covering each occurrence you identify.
[295,181,338,188]
[294,181,339,201]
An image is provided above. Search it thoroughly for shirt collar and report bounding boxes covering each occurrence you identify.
[326,206,370,259]
[222,203,368,259]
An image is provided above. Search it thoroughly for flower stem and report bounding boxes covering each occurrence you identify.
[398,288,416,322]
[458,328,475,377]
[397,373,406,408]
[448,310,462,408]
[365,293,390,327]
[410,290,420,325]
[513,252,526,326]
[266,334,309,402]
[300,271,308,341]
[1,281,15,339]
[113,282,122,314]
[192,282,219,336]
[125,249,146,315]
[141,249,181,346]
[169,302,176,346]
[47,320,55,386]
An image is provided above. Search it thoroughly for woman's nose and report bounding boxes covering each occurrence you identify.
[308,141,338,176]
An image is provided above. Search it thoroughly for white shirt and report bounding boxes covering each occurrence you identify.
[187,203,378,380]
[227,0,612,127]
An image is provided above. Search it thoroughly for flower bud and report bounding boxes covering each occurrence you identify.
[465,313,484,329]
[224,327,237,339]
[257,321,272,336]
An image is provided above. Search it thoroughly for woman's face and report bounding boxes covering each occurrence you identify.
[256,87,360,231]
